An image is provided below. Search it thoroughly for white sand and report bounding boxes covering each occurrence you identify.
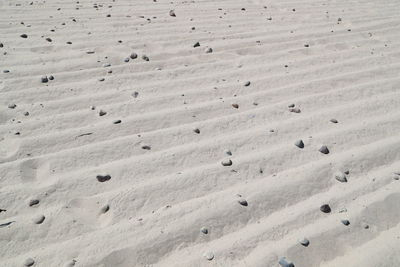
[1,0,400,266]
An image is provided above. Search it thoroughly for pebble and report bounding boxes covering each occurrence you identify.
[221,159,232,166]
[3,70,10,73]
[334,171,347,182]
[169,10,176,17]
[319,145,329,154]
[29,199,40,206]
[279,257,295,267]
[204,251,214,260]
[330,118,338,123]
[124,58,130,62]
[142,145,151,150]
[238,198,248,206]
[361,222,369,229]
[8,103,17,109]
[24,258,35,266]
[205,47,213,53]
[64,259,77,267]
[232,103,239,109]
[294,139,304,148]
[289,107,301,113]
[33,214,45,224]
[142,55,149,61]
[48,75,54,80]
[193,128,200,134]
[99,110,107,116]
[41,76,48,83]
[299,237,310,247]
[103,63,111,67]
[46,37,52,42]
[98,78,105,82]
[225,149,232,156]
[20,34,28,38]
[113,120,122,124]
[193,42,200,47]
[0,43,3,47]
[24,111,30,116]
[320,204,331,213]
[100,204,110,213]
[341,219,350,226]
[132,91,139,98]
[96,174,111,182]
[288,103,295,108]
[200,227,208,234]
[244,81,251,86]
[130,52,138,59]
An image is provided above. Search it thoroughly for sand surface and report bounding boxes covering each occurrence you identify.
[1,0,400,266]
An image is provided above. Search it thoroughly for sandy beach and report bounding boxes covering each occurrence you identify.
[1,0,400,266]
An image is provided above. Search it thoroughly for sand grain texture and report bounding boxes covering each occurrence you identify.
[1,0,400,266]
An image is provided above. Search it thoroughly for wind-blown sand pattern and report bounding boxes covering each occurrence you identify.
[1,0,400,266]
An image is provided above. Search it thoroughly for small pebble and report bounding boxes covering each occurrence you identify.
[103,63,111,67]
[132,91,139,98]
[204,251,214,261]
[294,139,304,148]
[99,110,107,116]
[334,171,347,182]
[193,42,200,47]
[244,81,251,86]
[289,107,301,113]
[341,219,350,226]
[113,120,122,124]
[142,55,149,61]
[330,118,338,123]
[24,258,35,266]
[46,37,52,42]
[100,204,110,213]
[8,103,17,109]
[48,75,54,80]
[24,111,30,116]
[193,128,200,134]
[130,52,138,59]
[361,222,369,229]
[41,76,48,83]
[200,227,208,234]
[29,199,40,206]
[64,259,77,267]
[279,257,295,267]
[142,145,151,150]
[319,145,329,154]
[3,70,10,73]
[124,58,130,62]
[299,238,310,247]
[33,214,45,224]
[20,34,28,38]
[96,174,111,182]
[221,159,232,166]
[169,10,176,17]
[205,47,213,53]
[232,103,239,109]
[288,103,295,108]
[320,204,331,213]
[238,198,248,206]
[225,149,232,156]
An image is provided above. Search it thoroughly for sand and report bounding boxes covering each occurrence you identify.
[1,0,400,266]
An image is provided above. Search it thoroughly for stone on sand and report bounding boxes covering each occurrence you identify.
[299,237,310,247]
[33,214,45,224]
[96,174,111,182]
[205,47,213,53]
[193,42,200,47]
[279,257,295,267]
[221,159,232,166]
[29,199,40,206]
[238,198,248,206]
[244,81,251,86]
[200,227,208,234]
[41,76,48,83]
[334,172,347,182]
[193,128,200,134]
[294,139,304,148]
[24,258,35,266]
[341,219,350,226]
[289,107,301,113]
[204,251,214,260]
[130,52,138,59]
[319,145,329,154]
[99,110,107,116]
[330,118,338,123]
[320,204,331,213]
[8,103,17,109]
[169,10,176,17]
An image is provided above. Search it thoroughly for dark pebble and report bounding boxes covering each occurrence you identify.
[320,204,331,213]
[319,145,329,154]
[96,174,111,182]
